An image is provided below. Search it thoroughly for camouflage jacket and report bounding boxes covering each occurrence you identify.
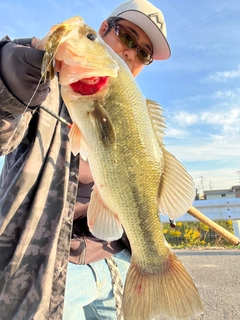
[0,74,79,319]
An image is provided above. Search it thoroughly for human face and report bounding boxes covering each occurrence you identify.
[108,19,153,66]
[99,19,153,77]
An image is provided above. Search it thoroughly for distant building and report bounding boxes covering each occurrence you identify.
[231,186,240,198]
[196,185,240,200]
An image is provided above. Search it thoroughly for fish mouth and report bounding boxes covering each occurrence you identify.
[70,76,109,95]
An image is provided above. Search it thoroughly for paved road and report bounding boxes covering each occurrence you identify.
[157,249,240,320]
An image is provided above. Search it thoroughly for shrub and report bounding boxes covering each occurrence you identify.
[163,220,234,248]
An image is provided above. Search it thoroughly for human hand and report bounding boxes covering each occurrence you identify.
[0,41,50,107]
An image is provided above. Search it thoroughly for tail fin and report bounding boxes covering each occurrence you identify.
[122,252,203,320]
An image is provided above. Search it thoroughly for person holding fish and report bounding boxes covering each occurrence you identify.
[0,0,204,320]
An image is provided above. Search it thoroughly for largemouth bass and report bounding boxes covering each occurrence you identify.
[41,16,203,320]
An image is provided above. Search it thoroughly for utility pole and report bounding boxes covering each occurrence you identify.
[237,171,240,184]
[199,175,205,200]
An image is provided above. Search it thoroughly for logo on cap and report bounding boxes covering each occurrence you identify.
[148,12,163,30]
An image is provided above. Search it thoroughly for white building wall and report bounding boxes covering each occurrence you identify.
[206,193,235,200]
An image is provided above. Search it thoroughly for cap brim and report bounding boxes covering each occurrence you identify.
[116,11,171,60]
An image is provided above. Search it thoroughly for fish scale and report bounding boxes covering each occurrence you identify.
[41,16,203,320]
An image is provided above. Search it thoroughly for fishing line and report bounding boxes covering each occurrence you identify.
[2,75,45,155]
[25,107,71,141]
[2,27,70,155]
[3,11,135,154]
[39,105,72,128]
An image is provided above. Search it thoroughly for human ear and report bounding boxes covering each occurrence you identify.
[98,21,109,37]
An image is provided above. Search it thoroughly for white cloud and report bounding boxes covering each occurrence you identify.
[200,108,240,138]
[171,94,206,105]
[167,106,240,134]
[170,88,240,113]
[205,65,240,82]
[168,85,240,141]
[167,137,240,163]
[165,99,240,161]
[213,89,240,99]
[165,127,189,138]
[172,111,198,126]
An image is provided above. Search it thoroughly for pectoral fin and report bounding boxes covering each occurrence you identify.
[87,186,123,241]
[158,149,196,218]
[68,122,88,159]
[90,101,116,147]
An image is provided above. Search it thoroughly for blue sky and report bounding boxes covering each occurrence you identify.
[1,0,240,193]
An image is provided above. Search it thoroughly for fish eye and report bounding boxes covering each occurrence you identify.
[87,33,97,41]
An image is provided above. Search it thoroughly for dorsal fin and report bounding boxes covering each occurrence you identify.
[145,99,195,218]
[146,98,166,148]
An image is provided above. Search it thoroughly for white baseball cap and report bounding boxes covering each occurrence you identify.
[108,0,171,60]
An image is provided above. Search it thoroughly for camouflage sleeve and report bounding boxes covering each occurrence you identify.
[0,36,35,155]
[0,75,33,155]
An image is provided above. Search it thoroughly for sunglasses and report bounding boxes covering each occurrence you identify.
[108,19,153,65]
